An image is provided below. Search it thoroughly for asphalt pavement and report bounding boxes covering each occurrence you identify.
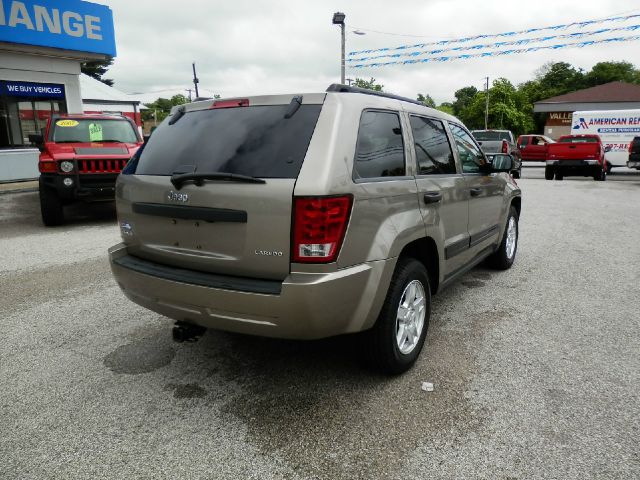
[1,170,639,479]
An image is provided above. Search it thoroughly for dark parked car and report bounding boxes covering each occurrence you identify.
[628,136,640,170]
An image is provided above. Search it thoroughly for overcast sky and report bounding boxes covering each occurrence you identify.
[94,0,640,104]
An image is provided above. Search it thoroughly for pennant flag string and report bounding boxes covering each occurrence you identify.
[348,13,640,57]
[350,35,640,68]
[347,24,640,63]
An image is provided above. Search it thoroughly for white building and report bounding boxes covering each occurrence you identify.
[0,0,116,181]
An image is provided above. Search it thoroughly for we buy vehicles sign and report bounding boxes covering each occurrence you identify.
[1,80,65,98]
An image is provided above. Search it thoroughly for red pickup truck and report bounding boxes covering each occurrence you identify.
[33,114,143,225]
[545,134,609,181]
[516,134,555,162]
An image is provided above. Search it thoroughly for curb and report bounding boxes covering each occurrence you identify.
[0,187,38,195]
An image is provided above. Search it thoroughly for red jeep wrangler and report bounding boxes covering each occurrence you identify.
[34,114,143,226]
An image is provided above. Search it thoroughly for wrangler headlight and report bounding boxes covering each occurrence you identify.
[60,161,74,173]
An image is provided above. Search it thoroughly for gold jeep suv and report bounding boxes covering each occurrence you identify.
[109,85,521,374]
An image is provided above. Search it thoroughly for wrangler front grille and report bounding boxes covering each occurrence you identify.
[76,158,128,174]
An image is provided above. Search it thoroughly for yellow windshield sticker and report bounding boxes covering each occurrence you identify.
[56,120,79,127]
[89,123,103,141]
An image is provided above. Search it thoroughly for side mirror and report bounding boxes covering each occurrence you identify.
[28,134,44,151]
[488,153,513,172]
[604,145,612,153]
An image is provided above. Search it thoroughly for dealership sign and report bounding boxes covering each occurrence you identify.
[0,80,65,98]
[0,0,116,56]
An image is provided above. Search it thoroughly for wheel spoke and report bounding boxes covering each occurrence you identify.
[396,324,406,348]
[407,283,416,302]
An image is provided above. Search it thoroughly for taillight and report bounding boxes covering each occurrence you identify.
[292,195,353,263]
[39,161,57,173]
[630,142,634,153]
[211,99,249,109]
[501,140,508,154]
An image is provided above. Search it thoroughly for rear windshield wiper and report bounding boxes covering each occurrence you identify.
[170,172,266,189]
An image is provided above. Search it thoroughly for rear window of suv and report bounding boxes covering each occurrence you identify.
[134,104,322,178]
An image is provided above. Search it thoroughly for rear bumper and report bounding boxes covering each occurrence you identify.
[108,243,396,340]
[545,160,601,175]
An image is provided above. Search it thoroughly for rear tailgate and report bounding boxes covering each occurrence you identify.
[476,140,502,153]
[548,142,600,161]
[117,94,325,281]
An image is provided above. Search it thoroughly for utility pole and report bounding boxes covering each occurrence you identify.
[484,76,490,130]
[192,62,200,99]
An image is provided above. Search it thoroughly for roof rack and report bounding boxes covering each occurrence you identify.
[326,83,425,107]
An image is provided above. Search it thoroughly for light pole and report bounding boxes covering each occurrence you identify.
[332,12,346,84]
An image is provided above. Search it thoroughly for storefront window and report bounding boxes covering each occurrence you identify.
[0,81,67,149]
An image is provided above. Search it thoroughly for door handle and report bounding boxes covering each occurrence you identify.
[423,192,443,204]
[470,188,482,197]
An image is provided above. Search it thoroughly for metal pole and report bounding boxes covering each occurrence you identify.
[341,23,346,84]
[484,76,489,130]
[192,63,200,98]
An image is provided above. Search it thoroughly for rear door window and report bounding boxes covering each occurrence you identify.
[354,110,405,179]
[409,115,456,175]
[135,104,322,178]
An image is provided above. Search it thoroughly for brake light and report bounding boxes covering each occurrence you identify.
[501,140,508,154]
[211,99,249,109]
[39,161,57,173]
[292,195,353,263]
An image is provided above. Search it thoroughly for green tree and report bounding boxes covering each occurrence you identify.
[535,61,585,98]
[584,61,640,86]
[436,102,454,115]
[81,58,114,86]
[463,78,533,134]
[142,94,189,123]
[452,86,478,121]
[417,93,436,108]
[354,77,384,92]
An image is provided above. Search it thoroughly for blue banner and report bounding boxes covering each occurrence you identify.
[1,80,65,98]
[0,0,116,56]
[351,35,640,68]
[349,13,640,57]
[348,24,640,63]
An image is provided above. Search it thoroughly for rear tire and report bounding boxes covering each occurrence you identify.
[606,162,612,174]
[363,258,431,375]
[545,168,554,180]
[487,206,518,270]
[39,179,64,226]
[555,173,564,181]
